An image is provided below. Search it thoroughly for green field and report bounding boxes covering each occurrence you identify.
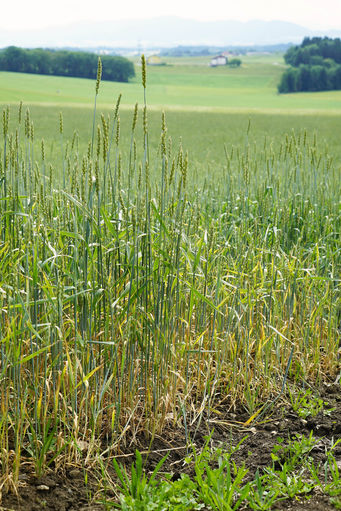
[2,53,341,112]
[0,55,341,170]
[0,55,340,510]
[2,53,341,168]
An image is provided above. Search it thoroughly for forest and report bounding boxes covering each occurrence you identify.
[278,37,341,92]
[0,46,135,82]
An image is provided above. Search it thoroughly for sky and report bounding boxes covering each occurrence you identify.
[1,0,341,31]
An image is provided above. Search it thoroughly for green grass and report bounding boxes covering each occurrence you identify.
[1,53,341,112]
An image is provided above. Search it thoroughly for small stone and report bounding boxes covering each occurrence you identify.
[271,430,278,436]
[37,484,50,491]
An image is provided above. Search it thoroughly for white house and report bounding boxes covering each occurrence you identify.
[210,55,228,67]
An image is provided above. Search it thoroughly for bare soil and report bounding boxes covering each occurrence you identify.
[2,383,340,511]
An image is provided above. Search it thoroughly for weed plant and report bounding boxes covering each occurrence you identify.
[107,433,341,509]
[0,57,340,493]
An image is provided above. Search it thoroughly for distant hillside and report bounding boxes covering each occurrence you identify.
[1,17,341,48]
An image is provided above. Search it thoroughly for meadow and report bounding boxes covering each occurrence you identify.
[0,55,340,510]
[2,53,341,112]
[2,52,341,168]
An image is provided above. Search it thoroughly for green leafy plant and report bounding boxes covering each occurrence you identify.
[305,438,341,508]
[247,469,282,510]
[270,432,317,471]
[111,449,169,508]
[107,450,205,510]
[323,440,341,504]
[289,389,334,419]
[194,457,250,511]
[257,433,318,503]
[264,463,315,500]
[191,436,250,511]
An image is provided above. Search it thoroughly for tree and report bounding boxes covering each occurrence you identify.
[0,46,26,72]
[228,58,242,68]
[297,65,312,91]
[278,68,300,93]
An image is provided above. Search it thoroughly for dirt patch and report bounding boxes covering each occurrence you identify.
[0,468,105,511]
[1,383,340,510]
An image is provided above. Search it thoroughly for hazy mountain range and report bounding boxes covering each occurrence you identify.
[1,17,341,49]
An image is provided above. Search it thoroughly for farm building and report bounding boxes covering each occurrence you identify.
[210,55,228,67]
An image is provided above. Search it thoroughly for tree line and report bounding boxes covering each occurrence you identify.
[0,46,135,82]
[278,37,341,93]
